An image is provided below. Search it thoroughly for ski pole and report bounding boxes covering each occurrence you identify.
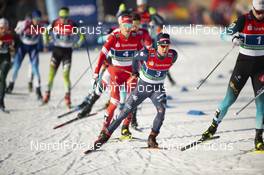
[86,44,94,74]
[55,45,95,108]
[55,63,93,108]
[196,45,235,90]
[234,89,264,116]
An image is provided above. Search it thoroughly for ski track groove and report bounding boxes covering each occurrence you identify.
[39,133,58,142]
[159,151,178,169]
[61,157,77,175]
[59,132,72,143]
[7,169,16,175]
[0,153,12,168]
[29,163,57,174]
[60,150,74,159]
[141,150,152,174]
[20,157,36,165]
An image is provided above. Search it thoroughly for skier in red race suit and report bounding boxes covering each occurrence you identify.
[93,14,143,134]
[91,33,177,150]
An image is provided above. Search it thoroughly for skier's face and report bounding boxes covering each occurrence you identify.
[132,20,140,31]
[157,44,169,56]
[253,8,264,20]
[32,17,40,25]
[0,26,7,35]
[137,4,147,13]
[120,23,132,37]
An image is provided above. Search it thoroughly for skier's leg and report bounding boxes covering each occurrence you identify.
[7,46,26,92]
[100,82,120,133]
[0,55,11,109]
[215,56,251,123]
[252,59,264,150]
[107,80,149,134]
[43,53,61,103]
[148,88,167,148]
[62,56,72,108]
[28,62,34,92]
[121,76,138,133]
[29,45,42,100]
[202,54,251,140]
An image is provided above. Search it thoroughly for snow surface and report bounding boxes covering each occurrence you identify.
[0,29,263,175]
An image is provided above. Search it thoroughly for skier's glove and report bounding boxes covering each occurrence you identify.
[232,36,243,46]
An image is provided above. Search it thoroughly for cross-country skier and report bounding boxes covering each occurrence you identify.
[121,12,153,132]
[42,7,85,108]
[0,18,14,112]
[91,33,177,149]
[118,1,177,86]
[77,13,152,122]
[89,14,143,139]
[6,10,44,100]
[202,0,264,151]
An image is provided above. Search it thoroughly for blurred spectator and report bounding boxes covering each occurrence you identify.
[205,0,236,26]
[188,2,206,24]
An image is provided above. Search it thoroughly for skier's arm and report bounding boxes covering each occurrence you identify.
[73,22,85,47]
[171,49,178,63]
[42,23,53,45]
[132,49,148,74]
[14,20,27,35]
[143,29,153,48]
[220,15,245,41]
[94,35,115,75]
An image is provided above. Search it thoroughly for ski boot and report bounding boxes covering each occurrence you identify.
[0,101,5,112]
[28,82,33,92]
[255,129,264,151]
[77,92,100,117]
[77,93,92,110]
[94,130,110,150]
[6,82,14,93]
[36,87,43,101]
[202,119,218,140]
[202,110,220,140]
[64,92,71,109]
[148,130,159,148]
[42,91,50,104]
[120,125,132,140]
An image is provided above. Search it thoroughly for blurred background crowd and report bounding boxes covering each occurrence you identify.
[0,0,253,29]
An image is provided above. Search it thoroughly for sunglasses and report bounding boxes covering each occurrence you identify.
[122,23,132,29]
[254,7,264,15]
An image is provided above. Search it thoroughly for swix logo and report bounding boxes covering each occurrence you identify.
[115,42,120,47]
[259,74,264,83]
[247,25,253,31]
